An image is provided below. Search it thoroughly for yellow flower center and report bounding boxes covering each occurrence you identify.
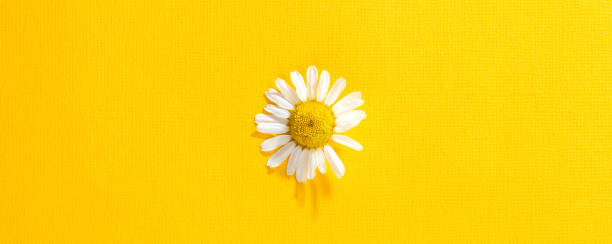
[288,101,335,149]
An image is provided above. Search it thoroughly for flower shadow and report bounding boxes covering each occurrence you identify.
[293,170,333,218]
[251,130,333,218]
[261,153,333,218]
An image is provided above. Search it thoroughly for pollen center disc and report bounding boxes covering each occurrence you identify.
[288,101,335,149]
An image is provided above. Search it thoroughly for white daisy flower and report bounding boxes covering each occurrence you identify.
[255,66,365,183]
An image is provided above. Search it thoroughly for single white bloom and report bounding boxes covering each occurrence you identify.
[255,66,365,182]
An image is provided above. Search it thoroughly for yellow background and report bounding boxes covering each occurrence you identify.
[1,0,611,243]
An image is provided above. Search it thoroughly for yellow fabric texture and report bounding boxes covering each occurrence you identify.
[1,0,611,243]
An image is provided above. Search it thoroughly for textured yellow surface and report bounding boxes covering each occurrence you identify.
[1,0,611,243]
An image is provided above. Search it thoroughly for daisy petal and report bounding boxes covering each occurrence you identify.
[335,110,366,126]
[256,122,288,134]
[324,145,345,178]
[316,70,330,102]
[332,91,363,115]
[333,120,361,133]
[308,149,318,179]
[334,110,366,133]
[296,148,309,182]
[287,147,302,176]
[333,99,364,116]
[291,71,308,102]
[306,66,318,100]
[261,135,291,152]
[266,89,294,110]
[324,78,346,106]
[267,141,296,168]
[275,78,299,105]
[264,104,290,119]
[332,134,363,151]
[255,113,287,124]
[302,151,310,180]
[315,148,326,174]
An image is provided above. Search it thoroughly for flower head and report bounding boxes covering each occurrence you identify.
[255,66,365,182]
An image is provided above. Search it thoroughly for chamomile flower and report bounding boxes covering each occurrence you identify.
[255,66,365,182]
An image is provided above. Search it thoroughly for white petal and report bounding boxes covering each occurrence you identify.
[306,66,318,100]
[315,148,326,174]
[260,135,291,152]
[301,150,311,180]
[332,91,361,108]
[324,78,346,106]
[255,113,287,124]
[324,145,345,178]
[307,150,318,179]
[286,147,302,176]
[296,148,309,182]
[256,122,288,134]
[291,71,307,102]
[332,91,363,115]
[333,120,361,133]
[316,70,330,102]
[333,99,364,116]
[265,89,294,110]
[267,141,296,168]
[264,104,290,119]
[335,110,366,126]
[332,134,363,151]
[275,78,299,105]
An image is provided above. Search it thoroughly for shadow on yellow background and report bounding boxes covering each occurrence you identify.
[255,130,335,217]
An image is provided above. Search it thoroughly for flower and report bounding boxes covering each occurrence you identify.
[255,66,366,182]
